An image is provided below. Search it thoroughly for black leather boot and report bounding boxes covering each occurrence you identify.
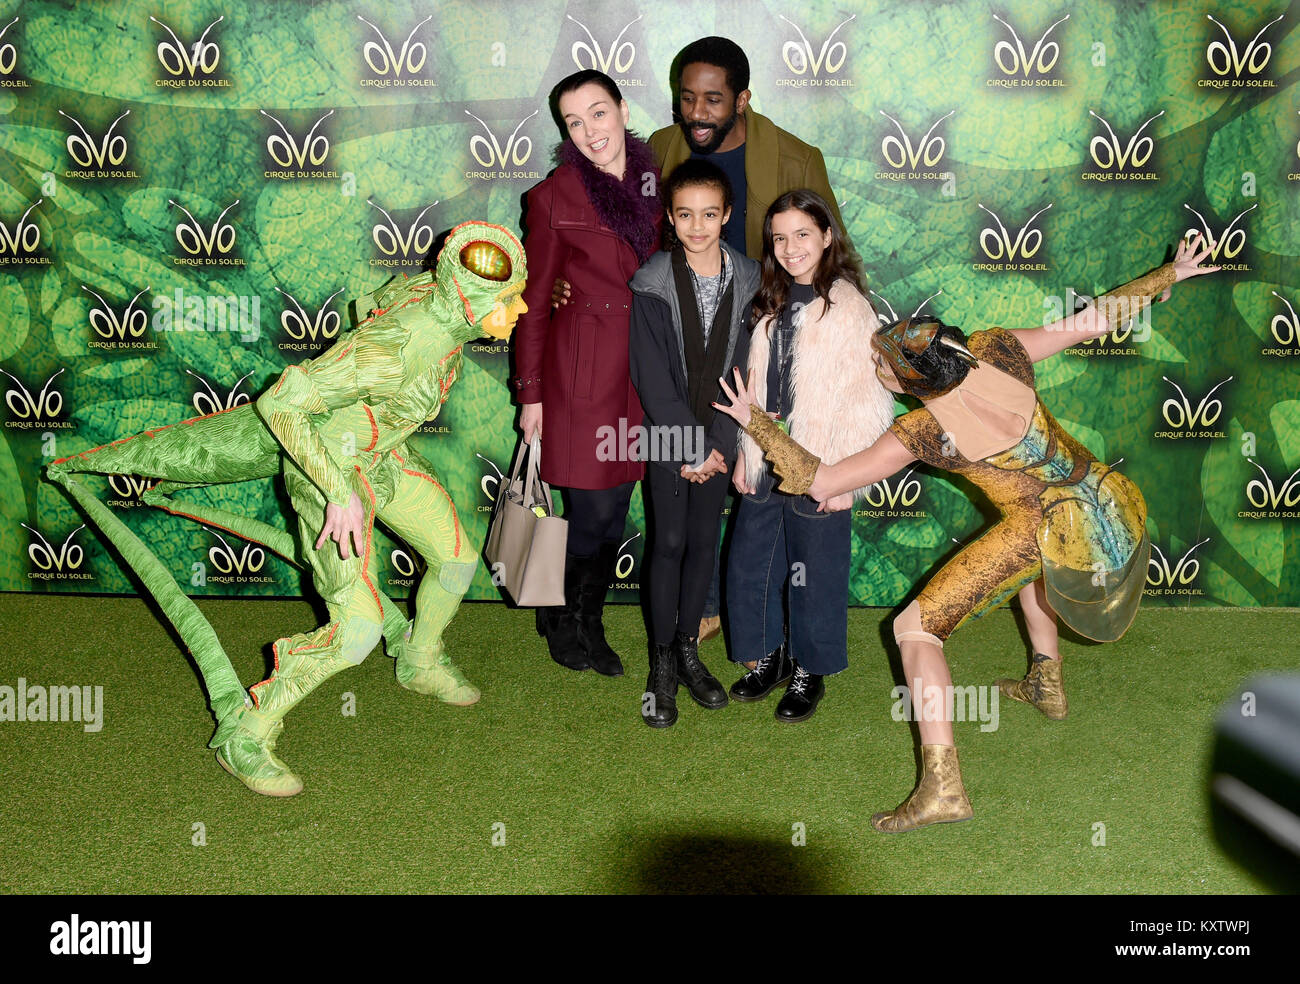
[673,630,728,709]
[729,641,793,701]
[642,642,678,728]
[775,661,825,723]
[573,544,624,677]
[536,555,590,671]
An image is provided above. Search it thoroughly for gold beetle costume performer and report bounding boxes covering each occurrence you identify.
[715,235,1220,832]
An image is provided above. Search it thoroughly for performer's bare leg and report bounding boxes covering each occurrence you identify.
[1017,577,1061,660]
[899,639,955,747]
[997,576,1068,718]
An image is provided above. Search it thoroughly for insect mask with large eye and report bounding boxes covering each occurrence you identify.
[873,315,979,400]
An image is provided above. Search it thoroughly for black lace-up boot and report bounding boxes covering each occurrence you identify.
[729,641,794,701]
[642,642,678,728]
[673,630,728,709]
[775,661,824,723]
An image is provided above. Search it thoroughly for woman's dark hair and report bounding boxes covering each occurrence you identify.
[549,70,623,134]
[752,189,864,323]
[661,159,733,249]
[900,321,972,394]
[676,36,750,95]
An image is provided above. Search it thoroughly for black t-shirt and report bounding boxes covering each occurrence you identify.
[693,143,748,256]
[766,282,817,418]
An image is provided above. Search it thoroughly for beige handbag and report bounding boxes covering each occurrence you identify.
[484,437,567,607]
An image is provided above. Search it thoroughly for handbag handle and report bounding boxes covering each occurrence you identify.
[508,436,555,516]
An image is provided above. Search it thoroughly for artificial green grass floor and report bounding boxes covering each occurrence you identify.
[1,594,1295,894]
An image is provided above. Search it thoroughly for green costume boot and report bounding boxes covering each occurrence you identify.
[214,707,303,797]
[215,622,359,795]
[392,629,480,706]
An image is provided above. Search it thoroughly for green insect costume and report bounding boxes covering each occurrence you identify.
[46,220,528,797]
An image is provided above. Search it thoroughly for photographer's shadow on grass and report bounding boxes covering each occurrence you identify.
[615,832,836,893]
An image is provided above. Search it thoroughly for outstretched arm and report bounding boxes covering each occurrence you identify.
[713,368,915,500]
[811,430,915,501]
[1011,232,1220,363]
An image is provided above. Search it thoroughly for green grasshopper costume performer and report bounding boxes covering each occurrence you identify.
[47,220,528,797]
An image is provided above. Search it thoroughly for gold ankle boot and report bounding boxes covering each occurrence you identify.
[996,653,1067,719]
[871,744,973,833]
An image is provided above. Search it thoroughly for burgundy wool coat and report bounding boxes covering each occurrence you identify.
[513,153,661,490]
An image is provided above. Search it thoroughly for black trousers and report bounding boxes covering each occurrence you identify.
[644,465,730,645]
[562,481,636,557]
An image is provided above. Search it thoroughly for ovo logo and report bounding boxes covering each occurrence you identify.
[1270,291,1299,345]
[0,199,43,255]
[1160,375,1232,429]
[1087,109,1162,171]
[880,109,953,170]
[1082,317,1140,346]
[83,285,150,339]
[169,198,239,257]
[476,452,504,503]
[24,523,85,572]
[108,474,155,499]
[2,367,63,419]
[391,547,421,578]
[368,198,437,258]
[260,109,333,169]
[978,203,1052,261]
[188,369,253,416]
[779,13,855,77]
[149,14,222,77]
[59,108,130,168]
[864,470,922,509]
[277,286,343,342]
[615,532,640,580]
[992,12,1069,77]
[1183,203,1253,262]
[1147,538,1209,588]
[0,16,18,76]
[207,529,266,575]
[1206,13,1283,78]
[357,14,431,78]
[567,13,640,75]
[1246,460,1300,510]
[466,109,537,169]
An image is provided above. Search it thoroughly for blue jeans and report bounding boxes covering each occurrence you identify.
[725,485,851,676]
[701,511,723,620]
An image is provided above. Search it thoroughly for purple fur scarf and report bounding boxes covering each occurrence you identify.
[557,133,660,264]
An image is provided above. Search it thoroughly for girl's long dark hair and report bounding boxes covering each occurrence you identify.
[752,190,864,324]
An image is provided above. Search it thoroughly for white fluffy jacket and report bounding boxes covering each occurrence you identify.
[740,278,897,498]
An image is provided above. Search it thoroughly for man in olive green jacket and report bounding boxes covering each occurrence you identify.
[648,36,847,259]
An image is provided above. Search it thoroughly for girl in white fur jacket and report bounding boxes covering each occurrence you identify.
[725,190,896,722]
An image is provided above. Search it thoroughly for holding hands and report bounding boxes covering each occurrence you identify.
[682,448,727,484]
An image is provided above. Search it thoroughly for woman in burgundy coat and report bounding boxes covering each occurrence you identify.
[513,69,662,677]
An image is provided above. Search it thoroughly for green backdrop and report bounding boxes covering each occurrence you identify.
[1,0,1297,610]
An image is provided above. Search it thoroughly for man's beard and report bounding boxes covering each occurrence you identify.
[679,107,739,154]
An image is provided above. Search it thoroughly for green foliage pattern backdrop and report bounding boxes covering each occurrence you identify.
[0,0,1296,609]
